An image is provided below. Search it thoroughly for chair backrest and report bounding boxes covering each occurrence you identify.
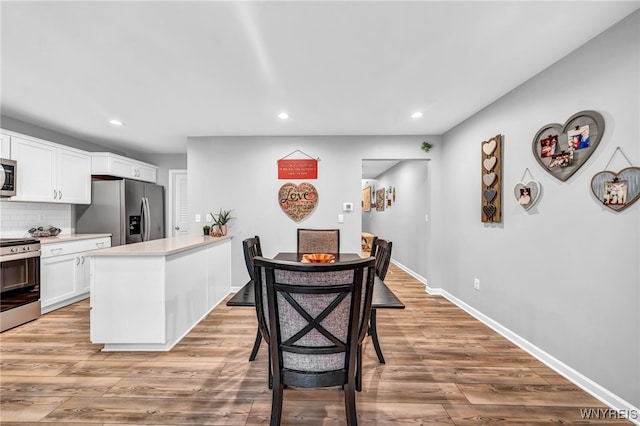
[372,238,392,280]
[297,228,340,254]
[242,236,262,280]
[253,256,375,389]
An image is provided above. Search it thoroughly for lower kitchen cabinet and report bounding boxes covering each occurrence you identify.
[40,236,111,313]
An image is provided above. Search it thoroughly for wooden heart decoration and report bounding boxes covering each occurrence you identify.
[483,189,497,202]
[483,157,497,172]
[513,180,541,211]
[590,167,640,212]
[278,182,318,222]
[532,110,605,181]
[482,205,496,218]
[483,173,496,187]
[482,139,497,155]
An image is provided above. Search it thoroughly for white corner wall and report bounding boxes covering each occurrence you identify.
[431,11,639,408]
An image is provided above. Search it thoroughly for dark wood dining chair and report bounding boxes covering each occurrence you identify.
[369,237,393,365]
[242,236,266,362]
[372,237,393,280]
[297,228,340,254]
[253,256,375,426]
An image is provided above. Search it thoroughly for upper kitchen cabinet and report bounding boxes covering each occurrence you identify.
[1,133,11,158]
[91,152,157,183]
[10,134,91,204]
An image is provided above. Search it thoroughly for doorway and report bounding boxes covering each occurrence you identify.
[168,169,189,237]
[361,159,430,278]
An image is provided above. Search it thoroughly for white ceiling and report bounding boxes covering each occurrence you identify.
[1,1,638,155]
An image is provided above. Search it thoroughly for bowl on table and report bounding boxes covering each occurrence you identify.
[301,253,335,264]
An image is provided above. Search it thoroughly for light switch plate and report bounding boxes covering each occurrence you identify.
[338,214,344,223]
[195,214,201,223]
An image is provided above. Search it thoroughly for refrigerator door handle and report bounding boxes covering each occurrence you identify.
[140,198,146,242]
[144,197,151,241]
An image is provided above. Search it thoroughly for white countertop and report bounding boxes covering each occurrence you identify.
[86,234,232,257]
[37,233,112,244]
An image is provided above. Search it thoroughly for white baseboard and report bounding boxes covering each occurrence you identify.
[425,284,639,425]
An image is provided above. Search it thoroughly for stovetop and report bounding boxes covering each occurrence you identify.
[0,238,39,247]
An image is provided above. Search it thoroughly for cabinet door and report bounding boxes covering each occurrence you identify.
[41,253,78,310]
[136,164,157,183]
[1,133,10,158]
[79,255,90,292]
[57,148,91,204]
[10,136,56,202]
[109,157,136,179]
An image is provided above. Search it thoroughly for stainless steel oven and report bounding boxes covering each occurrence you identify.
[1,158,17,197]
[0,238,41,332]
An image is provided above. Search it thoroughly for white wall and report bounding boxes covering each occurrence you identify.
[431,11,639,407]
[186,136,435,288]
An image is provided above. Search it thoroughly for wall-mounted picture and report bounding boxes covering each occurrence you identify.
[376,188,385,211]
[568,125,590,151]
[540,135,557,158]
[362,186,371,212]
[518,187,531,205]
[604,180,628,206]
[548,151,573,168]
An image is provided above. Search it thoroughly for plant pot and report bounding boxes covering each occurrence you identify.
[210,225,227,237]
[203,228,210,236]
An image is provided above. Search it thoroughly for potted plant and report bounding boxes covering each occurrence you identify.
[203,225,211,236]
[210,209,234,237]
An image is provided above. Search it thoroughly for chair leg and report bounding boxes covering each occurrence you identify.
[268,349,273,389]
[356,344,362,392]
[270,383,284,426]
[369,309,385,364]
[249,328,262,361]
[344,382,358,426]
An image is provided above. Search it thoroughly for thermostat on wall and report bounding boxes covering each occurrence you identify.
[343,202,353,212]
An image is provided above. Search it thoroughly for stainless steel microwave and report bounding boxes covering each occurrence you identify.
[0,158,17,197]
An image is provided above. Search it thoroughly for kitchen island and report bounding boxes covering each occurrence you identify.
[86,234,232,351]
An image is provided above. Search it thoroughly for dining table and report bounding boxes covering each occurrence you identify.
[227,252,405,364]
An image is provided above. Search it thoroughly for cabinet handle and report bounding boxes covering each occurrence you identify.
[53,190,57,200]
[81,256,85,265]
[51,248,62,255]
[96,242,104,248]
[58,190,62,199]
[76,257,81,265]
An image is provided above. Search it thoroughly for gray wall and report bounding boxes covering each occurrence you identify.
[186,136,435,287]
[362,160,430,278]
[431,11,639,406]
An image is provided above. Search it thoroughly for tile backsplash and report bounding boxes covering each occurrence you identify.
[0,201,74,238]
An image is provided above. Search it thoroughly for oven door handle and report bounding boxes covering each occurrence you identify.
[0,250,41,262]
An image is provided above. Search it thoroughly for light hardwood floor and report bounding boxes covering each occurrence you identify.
[0,264,630,425]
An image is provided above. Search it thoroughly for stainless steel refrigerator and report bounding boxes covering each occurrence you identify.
[76,179,165,246]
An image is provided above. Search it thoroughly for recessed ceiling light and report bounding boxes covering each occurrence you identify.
[278,112,289,120]
[109,119,124,126]
[411,112,423,119]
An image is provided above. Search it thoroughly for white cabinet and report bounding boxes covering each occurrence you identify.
[41,236,111,313]
[91,152,157,183]
[1,133,10,158]
[9,135,91,204]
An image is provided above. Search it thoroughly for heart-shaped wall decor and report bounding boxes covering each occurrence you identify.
[483,173,496,187]
[482,205,496,218]
[483,189,497,202]
[532,110,605,181]
[482,139,497,156]
[483,157,497,172]
[278,182,319,221]
[513,180,541,211]
[590,167,640,212]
